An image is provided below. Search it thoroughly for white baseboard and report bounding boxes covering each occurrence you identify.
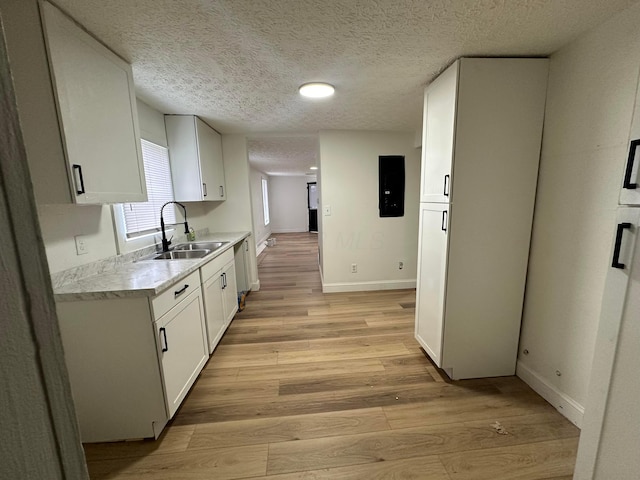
[516,361,584,428]
[271,228,308,233]
[250,280,260,291]
[256,242,267,256]
[322,279,416,293]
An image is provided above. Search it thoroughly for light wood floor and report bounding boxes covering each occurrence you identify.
[84,232,579,479]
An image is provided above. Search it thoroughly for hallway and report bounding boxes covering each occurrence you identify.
[85,232,579,479]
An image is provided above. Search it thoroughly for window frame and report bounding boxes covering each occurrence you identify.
[262,177,270,226]
[112,139,176,254]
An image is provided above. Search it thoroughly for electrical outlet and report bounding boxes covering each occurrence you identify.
[74,235,88,255]
[399,261,404,270]
[323,205,331,216]
[351,263,357,273]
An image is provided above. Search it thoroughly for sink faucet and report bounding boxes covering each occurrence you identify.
[160,201,190,252]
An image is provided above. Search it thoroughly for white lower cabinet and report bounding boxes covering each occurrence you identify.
[415,203,449,366]
[234,237,253,293]
[222,260,239,324]
[202,269,226,353]
[575,207,640,478]
[200,248,238,353]
[55,270,207,442]
[154,287,208,418]
[55,247,243,442]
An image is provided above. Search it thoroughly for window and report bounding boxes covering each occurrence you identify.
[262,178,270,226]
[121,139,175,237]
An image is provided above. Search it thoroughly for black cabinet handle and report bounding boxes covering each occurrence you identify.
[72,164,85,195]
[443,174,450,196]
[612,222,632,269]
[220,273,225,290]
[623,139,640,190]
[441,210,448,233]
[245,240,249,252]
[160,327,168,352]
[174,284,189,297]
[220,185,224,197]
[203,183,208,197]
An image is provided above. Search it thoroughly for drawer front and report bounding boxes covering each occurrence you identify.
[152,270,201,319]
[200,247,234,283]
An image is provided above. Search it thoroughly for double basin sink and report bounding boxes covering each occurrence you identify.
[148,241,228,260]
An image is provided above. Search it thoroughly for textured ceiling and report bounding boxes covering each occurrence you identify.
[52,0,638,174]
[248,135,318,176]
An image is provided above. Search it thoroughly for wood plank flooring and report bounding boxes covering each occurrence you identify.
[84,232,579,479]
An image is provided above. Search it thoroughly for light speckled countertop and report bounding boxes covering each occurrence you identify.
[54,232,250,302]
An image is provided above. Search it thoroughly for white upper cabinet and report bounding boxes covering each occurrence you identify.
[165,115,227,202]
[620,84,640,205]
[41,1,147,204]
[420,62,458,203]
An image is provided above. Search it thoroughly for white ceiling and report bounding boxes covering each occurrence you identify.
[53,0,638,175]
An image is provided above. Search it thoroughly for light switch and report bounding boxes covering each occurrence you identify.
[323,205,331,216]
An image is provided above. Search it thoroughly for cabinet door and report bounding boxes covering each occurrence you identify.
[155,288,207,418]
[243,239,252,290]
[575,207,640,478]
[420,61,458,204]
[42,2,146,204]
[620,69,640,205]
[620,122,640,205]
[222,260,238,325]
[414,203,450,367]
[195,117,226,200]
[202,272,226,354]
[233,238,252,293]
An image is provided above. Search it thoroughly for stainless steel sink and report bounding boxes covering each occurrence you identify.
[173,241,228,252]
[152,249,211,260]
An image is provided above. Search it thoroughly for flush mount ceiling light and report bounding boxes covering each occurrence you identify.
[310,166,318,170]
[299,82,335,98]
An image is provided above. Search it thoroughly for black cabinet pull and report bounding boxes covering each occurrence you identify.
[203,183,208,197]
[174,284,189,297]
[245,240,249,252]
[72,164,85,194]
[160,327,168,352]
[612,222,632,269]
[443,174,450,196]
[441,210,448,233]
[623,139,640,190]
[220,273,225,290]
[220,185,224,197]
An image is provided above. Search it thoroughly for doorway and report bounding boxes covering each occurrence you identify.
[307,182,318,232]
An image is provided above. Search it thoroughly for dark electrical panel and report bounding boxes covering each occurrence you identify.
[378,155,405,217]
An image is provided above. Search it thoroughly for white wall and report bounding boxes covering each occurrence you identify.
[250,167,272,246]
[517,1,640,426]
[318,131,420,292]
[201,135,260,289]
[270,175,315,233]
[137,99,168,148]
[1,5,88,474]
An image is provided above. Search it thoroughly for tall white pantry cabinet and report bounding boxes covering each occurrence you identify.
[573,76,640,479]
[415,58,549,380]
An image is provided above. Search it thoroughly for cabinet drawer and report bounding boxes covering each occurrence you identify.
[200,248,234,283]
[151,270,201,319]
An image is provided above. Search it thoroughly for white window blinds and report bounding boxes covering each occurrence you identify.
[122,140,175,237]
